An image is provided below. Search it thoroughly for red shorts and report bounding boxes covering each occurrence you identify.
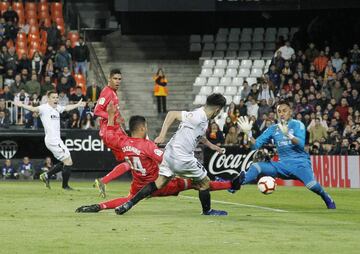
[129,178,190,197]
[99,125,125,161]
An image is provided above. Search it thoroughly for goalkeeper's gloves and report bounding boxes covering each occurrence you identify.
[237,116,254,139]
[278,120,295,139]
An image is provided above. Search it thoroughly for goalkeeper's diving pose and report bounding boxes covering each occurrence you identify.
[237,100,336,209]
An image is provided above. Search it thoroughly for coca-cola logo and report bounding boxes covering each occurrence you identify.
[208,148,257,176]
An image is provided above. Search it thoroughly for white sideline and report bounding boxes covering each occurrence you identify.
[179,195,288,213]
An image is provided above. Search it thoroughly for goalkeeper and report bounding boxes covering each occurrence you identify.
[237,100,336,209]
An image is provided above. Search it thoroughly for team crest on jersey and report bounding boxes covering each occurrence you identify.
[0,140,18,159]
[154,149,163,156]
[98,97,106,105]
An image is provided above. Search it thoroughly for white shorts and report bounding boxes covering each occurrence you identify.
[45,139,71,161]
[159,150,207,181]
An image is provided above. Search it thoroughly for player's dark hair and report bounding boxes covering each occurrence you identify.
[277,99,291,108]
[47,90,58,97]
[129,115,146,133]
[206,93,226,109]
[110,68,122,77]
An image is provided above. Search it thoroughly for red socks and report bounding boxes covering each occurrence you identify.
[99,196,131,209]
[101,162,131,184]
[209,181,231,191]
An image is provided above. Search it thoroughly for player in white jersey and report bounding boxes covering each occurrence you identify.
[115,93,241,216]
[14,91,85,190]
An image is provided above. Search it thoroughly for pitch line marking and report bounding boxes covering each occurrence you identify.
[179,195,288,213]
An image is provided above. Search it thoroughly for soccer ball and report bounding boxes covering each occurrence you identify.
[257,176,276,194]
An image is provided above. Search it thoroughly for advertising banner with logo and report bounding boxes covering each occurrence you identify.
[203,147,360,188]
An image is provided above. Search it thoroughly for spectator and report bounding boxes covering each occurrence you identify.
[247,97,259,119]
[248,84,259,99]
[45,58,55,78]
[69,86,87,102]
[86,80,101,103]
[10,74,26,95]
[313,50,328,74]
[67,112,81,129]
[309,118,328,144]
[43,22,61,49]
[268,64,281,90]
[224,125,239,145]
[0,111,10,128]
[2,6,18,24]
[258,99,272,120]
[4,20,18,42]
[237,99,247,116]
[18,156,34,180]
[324,60,336,81]
[73,36,90,76]
[332,52,343,73]
[0,85,14,101]
[40,76,55,98]
[240,81,250,99]
[349,43,360,73]
[24,111,42,129]
[257,82,274,103]
[35,157,54,180]
[17,53,32,73]
[55,44,72,71]
[25,74,41,96]
[58,66,76,88]
[4,68,15,87]
[222,116,233,137]
[31,51,43,75]
[335,98,349,124]
[81,112,95,130]
[276,40,295,61]
[304,42,319,62]
[0,45,6,75]
[20,68,30,83]
[330,80,344,103]
[272,51,285,72]
[57,76,73,96]
[58,91,69,106]
[206,122,224,145]
[153,68,168,114]
[348,89,360,108]
[2,159,18,179]
[65,39,73,59]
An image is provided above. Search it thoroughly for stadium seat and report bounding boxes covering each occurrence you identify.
[212,51,224,60]
[206,77,220,86]
[241,28,253,35]
[38,11,50,19]
[278,27,289,38]
[290,27,299,36]
[218,28,229,35]
[40,17,52,27]
[246,77,257,85]
[240,33,252,42]
[25,2,37,11]
[202,34,214,43]
[240,42,251,51]
[190,43,201,52]
[250,68,263,78]
[224,86,238,95]
[199,86,212,96]
[265,27,277,35]
[213,86,225,94]
[249,51,262,60]
[228,33,239,43]
[16,48,27,58]
[6,40,14,49]
[16,40,27,50]
[215,34,227,43]
[252,34,264,42]
[200,68,213,77]
[224,51,237,60]
[253,60,265,69]
[231,77,244,86]
[57,24,65,35]
[219,77,232,86]
[233,95,241,104]
[215,42,227,51]
[228,59,240,68]
[27,17,39,26]
[12,2,24,11]
[193,77,207,86]
[200,51,212,60]
[262,51,274,60]
[228,42,239,51]
[265,33,276,42]
[229,28,241,35]
[190,34,201,43]
[212,68,225,77]
[75,74,86,84]
[203,43,215,51]
[253,27,265,35]
[224,95,233,105]
[51,2,63,13]
[203,59,215,68]
[0,1,9,14]
[252,42,264,50]
[26,9,38,19]
[238,68,250,78]
[240,59,252,69]
[237,51,249,59]
[225,68,237,78]
[38,3,49,12]
[215,60,227,69]
[265,42,276,50]
[193,95,207,105]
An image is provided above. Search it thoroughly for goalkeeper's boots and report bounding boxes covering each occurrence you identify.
[115,201,134,215]
[94,178,106,198]
[228,171,245,193]
[40,173,50,189]
[202,209,228,216]
[75,204,101,213]
[325,195,336,209]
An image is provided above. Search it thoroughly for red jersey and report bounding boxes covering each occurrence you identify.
[104,126,163,184]
[94,85,122,128]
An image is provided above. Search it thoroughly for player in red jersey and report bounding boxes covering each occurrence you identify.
[75,102,236,213]
[93,68,131,197]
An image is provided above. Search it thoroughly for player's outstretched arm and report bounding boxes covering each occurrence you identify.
[154,111,182,144]
[200,136,223,154]
[64,99,87,112]
[13,101,39,113]
[278,120,301,146]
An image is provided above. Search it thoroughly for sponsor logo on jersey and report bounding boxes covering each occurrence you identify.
[0,140,18,159]
[65,136,111,152]
[122,146,141,155]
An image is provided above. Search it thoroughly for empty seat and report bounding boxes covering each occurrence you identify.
[278,27,289,38]
[250,68,263,78]
[229,28,241,35]
[240,59,252,69]
[238,68,250,78]
[249,51,262,60]
[207,77,220,86]
[241,28,253,35]
[246,77,257,85]
[228,33,239,43]
[193,95,207,105]
[215,59,227,69]
[199,86,212,95]
[200,68,213,77]
[215,34,227,43]
[262,50,274,60]
[224,51,237,60]
[253,60,265,69]
[203,59,215,68]
[252,42,264,50]
[228,59,240,68]
[225,68,238,78]
[264,33,276,42]
[218,28,229,35]
[202,34,214,43]
[212,51,224,60]
[200,51,212,60]
[212,68,225,77]
[219,77,232,86]
[233,95,241,104]
[190,43,201,52]
[190,34,201,43]
[215,42,227,51]
[231,77,244,86]
[253,27,265,35]
[203,43,215,51]
[290,27,299,36]
[224,86,238,95]
[265,27,277,35]
[240,33,252,42]
[252,33,264,42]
[240,42,251,51]
[224,95,233,105]
[265,42,276,50]
[213,86,225,94]
[228,42,239,50]
[265,59,272,67]
[237,51,249,59]
[193,77,207,86]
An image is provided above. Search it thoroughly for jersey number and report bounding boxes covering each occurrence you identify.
[124,156,146,176]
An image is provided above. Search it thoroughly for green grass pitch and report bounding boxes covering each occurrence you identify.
[0,181,359,254]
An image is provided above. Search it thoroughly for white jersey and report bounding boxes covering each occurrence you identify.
[165,107,208,159]
[38,103,65,142]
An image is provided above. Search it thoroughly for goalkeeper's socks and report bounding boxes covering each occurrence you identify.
[130,182,158,205]
[199,189,211,214]
[47,162,64,178]
[62,165,72,188]
[309,182,335,206]
[101,162,130,184]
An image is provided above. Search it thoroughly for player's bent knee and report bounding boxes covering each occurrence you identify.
[63,157,73,166]
[155,175,170,189]
[197,176,210,191]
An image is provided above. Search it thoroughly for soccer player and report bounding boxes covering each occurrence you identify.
[75,102,236,213]
[14,91,86,189]
[93,68,130,197]
[237,100,336,209]
[115,93,241,216]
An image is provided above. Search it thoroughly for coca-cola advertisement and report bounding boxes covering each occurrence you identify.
[203,146,257,180]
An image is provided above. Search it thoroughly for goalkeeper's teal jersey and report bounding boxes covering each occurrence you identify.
[254,119,310,160]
